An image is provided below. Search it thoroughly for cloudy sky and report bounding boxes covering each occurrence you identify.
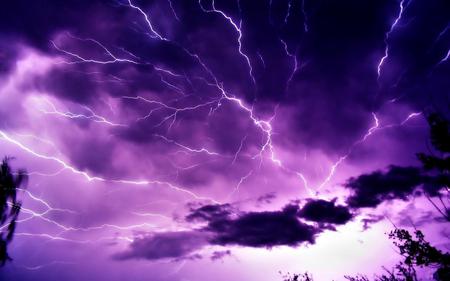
[0,0,449,280]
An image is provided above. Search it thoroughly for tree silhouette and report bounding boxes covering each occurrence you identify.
[281,272,314,281]
[416,112,450,221]
[388,229,449,281]
[0,157,27,266]
[284,229,449,281]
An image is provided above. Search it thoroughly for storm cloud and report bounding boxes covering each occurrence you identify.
[298,199,353,225]
[345,165,449,208]
[0,0,448,280]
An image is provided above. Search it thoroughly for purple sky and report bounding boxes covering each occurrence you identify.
[0,1,449,280]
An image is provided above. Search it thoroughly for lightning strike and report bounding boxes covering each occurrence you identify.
[198,0,256,85]
[377,0,408,80]
[127,0,168,41]
[36,97,125,127]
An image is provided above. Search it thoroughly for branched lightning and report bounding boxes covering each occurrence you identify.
[7,1,434,264]
[153,134,221,156]
[36,97,125,127]
[122,95,220,129]
[198,0,256,85]
[127,0,168,41]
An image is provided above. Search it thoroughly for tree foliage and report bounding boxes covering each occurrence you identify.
[283,228,449,280]
[0,157,27,266]
[416,112,450,221]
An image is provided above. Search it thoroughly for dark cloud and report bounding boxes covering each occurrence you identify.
[298,199,353,225]
[114,231,207,261]
[360,214,386,231]
[208,206,318,247]
[210,250,231,262]
[345,165,423,208]
[187,204,319,248]
[116,204,319,261]
[117,203,321,261]
[345,165,449,208]
[186,203,233,222]
[255,192,277,205]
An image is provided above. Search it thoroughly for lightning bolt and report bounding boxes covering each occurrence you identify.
[437,49,450,66]
[377,0,408,80]
[122,95,220,129]
[153,134,221,156]
[19,261,76,271]
[126,0,168,41]
[284,0,293,24]
[35,96,125,127]
[198,0,256,85]
[302,0,309,32]
[228,170,254,199]
[167,0,181,22]
[280,38,299,86]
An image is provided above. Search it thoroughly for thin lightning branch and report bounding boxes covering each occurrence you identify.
[228,170,254,198]
[13,133,61,154]
[0,130,219,203]
[15,232,135,244]
[198,0,256,85]
[19,188,77,215]
[36,97,125,127]
[19,261,76,271]
[131,211,172,220]
[297,172,315,197]
[257,51,266,69]
[232,135,247,164]
[437,49,450,65]
[302,0,309,32]
[280,38,299,86]
[284,0,293,24]
[52,35,183,82]
[127,0,168,41]
[51,40,140,65]
[153,134,221,156]
[25,168,67,177]
[14,233,90,243]
[377,0,408,80]
[122,95,220,129]
[167,0,181,22]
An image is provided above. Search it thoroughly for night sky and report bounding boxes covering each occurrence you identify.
[0,0,449,280]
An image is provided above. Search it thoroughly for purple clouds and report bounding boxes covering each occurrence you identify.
[0,0,448,280]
